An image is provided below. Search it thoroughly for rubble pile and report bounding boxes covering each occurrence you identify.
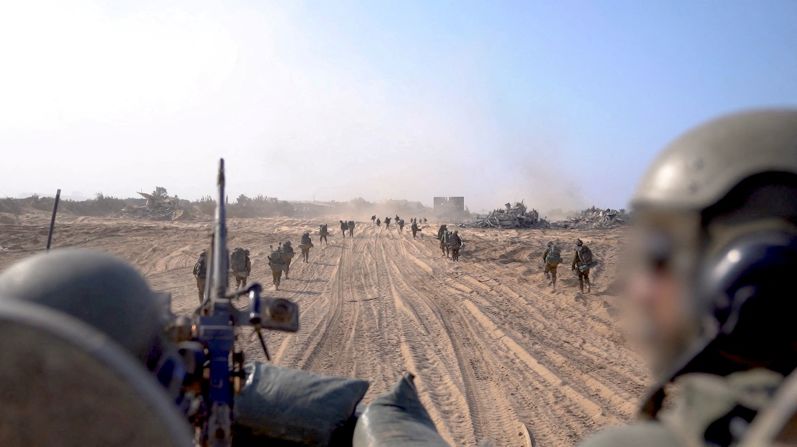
[120,187,192,221]
[464,202,549,229]
[554,207,628,229]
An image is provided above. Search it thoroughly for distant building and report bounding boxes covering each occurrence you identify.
[433,196,465,213]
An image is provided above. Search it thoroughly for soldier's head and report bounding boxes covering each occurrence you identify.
[576,239,583,247]
[627,109,797,379]
[547,241,554,247]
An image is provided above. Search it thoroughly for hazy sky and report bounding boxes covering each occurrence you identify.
[2,1,796,212]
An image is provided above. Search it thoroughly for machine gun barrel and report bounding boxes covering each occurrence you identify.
[212,159,228,300]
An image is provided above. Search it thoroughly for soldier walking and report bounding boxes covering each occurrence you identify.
[347,220,355,237]
[437,224,448,257]
[411,220,420,239]
[267,245,285,290]
[281,241,295,279]
[449,230,463,261]
[570,239,593,293]
[542,241,562,290]
[300,232,313,263]
[339,220,348,238]
[319,224,329,246]
[230,247,251,289]
[192,250,207,303]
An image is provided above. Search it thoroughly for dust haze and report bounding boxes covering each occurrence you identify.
[0,1,592,214]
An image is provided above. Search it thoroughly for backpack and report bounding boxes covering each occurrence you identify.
[320,224,328,235]
[231,248,249,273]
[268,246,285,268]
[578,245,593,265]
[545,246,562,266]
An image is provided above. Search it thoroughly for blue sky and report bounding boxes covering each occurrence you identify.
[1,1,796,211]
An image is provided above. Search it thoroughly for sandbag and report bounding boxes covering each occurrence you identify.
[234,362,369,446]
[353,373,449,447]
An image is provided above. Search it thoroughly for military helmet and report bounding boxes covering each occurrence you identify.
[633,109,797,211]
[631,109,797,402]
[0,249,166,362]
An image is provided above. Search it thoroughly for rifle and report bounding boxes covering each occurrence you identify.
[185,159,299,446]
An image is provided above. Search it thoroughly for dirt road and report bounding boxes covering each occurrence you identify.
[0,216,648,446]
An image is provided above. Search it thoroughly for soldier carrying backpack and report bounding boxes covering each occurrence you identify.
[571,239,594,293]
[192,250,207,303]
[230,247,251,289]
[542,241,562,290]
[281,241,295,279]
[267,244,286,290]
[300,233,314,263]
[319,224,329,246]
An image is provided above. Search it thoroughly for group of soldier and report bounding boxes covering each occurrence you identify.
[2,110,797,445]
[192,221,355,294]
[542,238,595,292]
[436,224,464,261]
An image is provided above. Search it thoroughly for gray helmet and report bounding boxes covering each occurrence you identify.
[631,109,797,413]
[633,109,797,211]
[0,249,166,362]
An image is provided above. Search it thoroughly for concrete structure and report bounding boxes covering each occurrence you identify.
[433,196,465,213]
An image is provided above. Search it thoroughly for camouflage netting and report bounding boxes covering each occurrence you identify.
[463,202,549,229]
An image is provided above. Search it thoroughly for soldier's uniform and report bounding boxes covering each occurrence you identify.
[542,242,561,289]
[319,224,329,245]
[281,241,295,279]
[268,246,286,290]
[411,221,420,239]
[449,231,463,262]
[437,225,448,256]
[570,240,592,293]
[231,249,251,289]
[192,251,207,303]
[300,233,313,263]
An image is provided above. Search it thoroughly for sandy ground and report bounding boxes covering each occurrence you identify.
[0,215,649,446]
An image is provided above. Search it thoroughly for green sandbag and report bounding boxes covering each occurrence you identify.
[353,373,450,447]
[234,362,369,446]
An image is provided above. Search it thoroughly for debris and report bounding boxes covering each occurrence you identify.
[120,187,192,221]
[463,202,549,229]
[553,207,628,229]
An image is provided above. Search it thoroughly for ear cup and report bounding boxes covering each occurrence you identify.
[699,230,797,373]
